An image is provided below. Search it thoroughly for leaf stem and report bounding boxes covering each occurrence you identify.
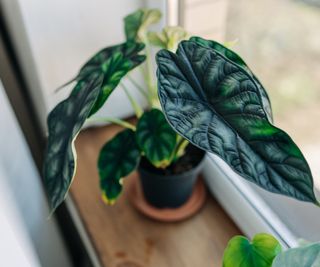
[87,117,136,131]
[141,34,158,105]
[173,136,189,160]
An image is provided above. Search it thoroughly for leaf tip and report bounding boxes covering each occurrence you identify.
[101,192,117,205]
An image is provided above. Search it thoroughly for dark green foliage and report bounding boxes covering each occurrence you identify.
[98,129,141,203]
[44,74,103,212]
[74,41,146,115]
[136,109,177,168]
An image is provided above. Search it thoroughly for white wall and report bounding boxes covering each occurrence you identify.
[0,81,71,267]
[0,168,40,267]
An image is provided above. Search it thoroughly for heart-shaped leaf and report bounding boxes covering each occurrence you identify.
[124,9,162,41]
[273,243,320,267]
[70,41,146,115]
[98,129,141,204]
[136,109,177,168]
[190,36,273,122]
[44,74,103,212]
[223,233,282,267]
[148,26,189,52]
[156,40,318,204]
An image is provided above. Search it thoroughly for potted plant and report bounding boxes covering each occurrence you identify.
[43,9,206,215]
[44,8,318,215]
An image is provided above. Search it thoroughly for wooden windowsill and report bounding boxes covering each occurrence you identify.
[70,123,241,267]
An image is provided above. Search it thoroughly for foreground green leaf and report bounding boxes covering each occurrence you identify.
[136,109,176,168]
[71,41,145,115]
[190,36,273,122]
[223,234,282,267]
[44,74,103,212]
[273,243,320,267]
[156,40,317,204]
[124,9,162,41]
[98,129,141,204]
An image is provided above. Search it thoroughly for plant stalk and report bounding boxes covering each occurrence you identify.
[87,117,136,131]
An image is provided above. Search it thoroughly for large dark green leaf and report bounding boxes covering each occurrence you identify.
[190,36,273,122]
[156,40,318,204]
[44,74,103,212]
[98,129,141,204]
[71,41,145,115]
[273,243,320,267]
[136,109,177,168]
[124,9,161,41]
[223,234,282,267]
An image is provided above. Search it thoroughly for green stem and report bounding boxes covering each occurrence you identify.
[120,83,143,118]
[141,35,158,105]
[87,117,136,131]
[174,136,189,160]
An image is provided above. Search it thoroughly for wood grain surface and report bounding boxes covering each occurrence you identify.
[70,123,241,267]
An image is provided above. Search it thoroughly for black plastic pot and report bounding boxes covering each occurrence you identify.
[138,145,206,208]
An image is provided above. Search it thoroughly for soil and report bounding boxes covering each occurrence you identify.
[139,144,205,176]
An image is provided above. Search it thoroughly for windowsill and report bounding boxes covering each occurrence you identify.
[66,123,241,267]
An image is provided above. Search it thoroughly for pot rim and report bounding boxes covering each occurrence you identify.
[138,151,207,180]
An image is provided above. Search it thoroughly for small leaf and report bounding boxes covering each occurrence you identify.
[98,129,141,204]
[223,234,282,267]
[71,41,146,115]
[190,36,273,122]
[156,39,317,204]
[43,74,103,212]
[136,109,177,168]
[273,243,320,267]
[124,9,162,41]
[148,26,189,52]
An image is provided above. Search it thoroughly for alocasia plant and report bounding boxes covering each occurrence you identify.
[44,8,318,213]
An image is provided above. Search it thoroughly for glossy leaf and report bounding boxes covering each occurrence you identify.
[223,234,282,267]
[156,40,317,204]
[273,243,320,267]
[148,26,189,52]
[190,36,273,122]
[71,41,145,115]
[44,74,103,212]
[124,9,162,41]
[136,109,176,168]
[98,129,141,204]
